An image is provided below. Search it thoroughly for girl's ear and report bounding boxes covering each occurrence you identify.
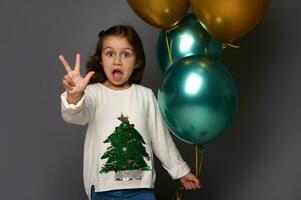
[134,62,139,69]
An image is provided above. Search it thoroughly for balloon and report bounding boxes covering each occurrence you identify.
[157,13,222,73]
[127,0,190,29]
[190,0,271,42]
[158,55,238,145]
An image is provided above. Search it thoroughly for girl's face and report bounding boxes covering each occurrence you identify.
[101,35,138,90]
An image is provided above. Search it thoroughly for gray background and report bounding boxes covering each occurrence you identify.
[0,0,300,199]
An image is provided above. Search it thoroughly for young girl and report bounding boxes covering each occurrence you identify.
[59,25,200,200]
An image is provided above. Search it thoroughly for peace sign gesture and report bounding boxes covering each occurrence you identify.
[59,54,95,103]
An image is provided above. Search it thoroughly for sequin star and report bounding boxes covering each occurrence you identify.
[117,113,129,124]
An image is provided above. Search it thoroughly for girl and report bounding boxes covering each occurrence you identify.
[59,25,200,200]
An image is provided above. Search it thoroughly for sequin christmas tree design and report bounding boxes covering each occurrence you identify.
[99,114,151,181]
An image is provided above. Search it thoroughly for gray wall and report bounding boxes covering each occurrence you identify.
[1,0,300,199]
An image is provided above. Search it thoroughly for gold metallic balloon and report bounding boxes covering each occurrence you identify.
[190,0,271,42]
[127,0,190,29]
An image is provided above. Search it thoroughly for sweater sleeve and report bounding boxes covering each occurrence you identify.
[148,90,190,179]
[61,85,97,126]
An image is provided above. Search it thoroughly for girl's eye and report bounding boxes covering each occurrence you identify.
[105,51,114,57]
[122,51,132,58]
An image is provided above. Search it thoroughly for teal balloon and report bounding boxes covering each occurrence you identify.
[158,55,238,145]
[157,13,222,73]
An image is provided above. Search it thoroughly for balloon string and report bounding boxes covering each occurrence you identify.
[167,24,179,33]
[195,145,199,177]
[176,190,183,200]
[165,31,173,65]
[198,147,205,177]
[172,146,205,200]
[222,42,240,49]
[195,145,205,179]
[174,183,184,200]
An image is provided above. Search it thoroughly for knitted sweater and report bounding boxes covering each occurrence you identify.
[61,83,190,199]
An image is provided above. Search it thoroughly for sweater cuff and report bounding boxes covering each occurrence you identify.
[61,91,85,113]
[168,162,191,180]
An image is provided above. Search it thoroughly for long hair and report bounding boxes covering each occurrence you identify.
[86,25,145,84]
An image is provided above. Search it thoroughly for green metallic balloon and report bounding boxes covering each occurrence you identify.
[158,55,238,145]
[157,13,223,73]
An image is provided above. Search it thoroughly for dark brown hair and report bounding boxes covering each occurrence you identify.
[86,25,145,84]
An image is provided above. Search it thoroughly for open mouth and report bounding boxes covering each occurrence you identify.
[112,69,123,81]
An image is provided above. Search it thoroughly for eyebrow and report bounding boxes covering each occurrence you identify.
[103,47,134,51]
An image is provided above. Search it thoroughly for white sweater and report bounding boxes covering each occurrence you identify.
[61,83,190,199]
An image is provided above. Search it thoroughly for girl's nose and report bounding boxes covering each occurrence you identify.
[114,55,122,65]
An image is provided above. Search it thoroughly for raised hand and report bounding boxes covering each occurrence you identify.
[59,53,95,103]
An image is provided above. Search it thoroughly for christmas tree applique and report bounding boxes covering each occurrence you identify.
[99,114,151,181]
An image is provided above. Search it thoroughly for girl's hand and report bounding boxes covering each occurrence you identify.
[59,54,95,103]
[180,172,202,190]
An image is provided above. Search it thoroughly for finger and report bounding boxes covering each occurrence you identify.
[194,179,201,188]
[191,179,200,189]
[62,79,74,91]
[188,182,194,190]
[185,183,192,190]
[74,53,80,72]
[191,182,198,190]
[62,80,74,91]
[182,182,188,190]
[66,79,76,87]
[84,71,95,84]
[188,175,199,184]
[64,75,76,86]
[191,177,201,188]
[59,55,73,73]
[183,182,191,190]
